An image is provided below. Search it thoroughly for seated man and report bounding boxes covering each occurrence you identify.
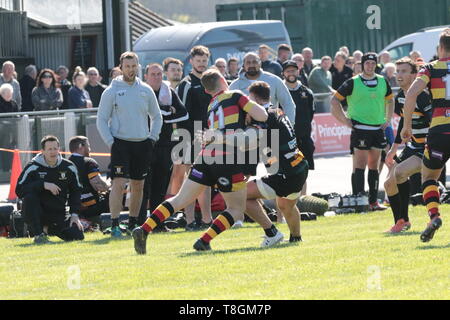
[244,81,309,245]
[68,136,110,222]
[15,135,84,244]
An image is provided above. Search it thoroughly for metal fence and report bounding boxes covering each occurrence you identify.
[0,10,28,57]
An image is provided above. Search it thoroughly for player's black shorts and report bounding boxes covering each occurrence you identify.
[423,133,450,170]
[297,135,315,170]
[110,137,153,180]
[188,159,246,193]
[255,161,309,200]
[350,128,387,150]
[394,145,424,164]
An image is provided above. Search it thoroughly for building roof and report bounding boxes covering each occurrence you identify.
[129,1,173,43]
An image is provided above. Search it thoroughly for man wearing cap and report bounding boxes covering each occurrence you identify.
[282,60,315,195]
[331,52,394,211]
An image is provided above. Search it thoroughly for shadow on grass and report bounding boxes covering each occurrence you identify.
[84,236,131,245]
[16,240,74,248]
[382,231,422,237]
[178,241,298,258]
[416,243,450,250]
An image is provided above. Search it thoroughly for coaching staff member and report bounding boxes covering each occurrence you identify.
[331,52,394,211]
[16,135,84,244]
[97,51,163,237]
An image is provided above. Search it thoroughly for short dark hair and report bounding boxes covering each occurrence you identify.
[41,135,60,150]
[439,28,450,52]
[163,57,183,72]
[145,63,163,75]
[190,45,210,58]
[248,81,271,102]
[69,136,88,153]
[277,44,292,52]
[395,57,418,74]
[227,57,239,67]
[119,51,139,67]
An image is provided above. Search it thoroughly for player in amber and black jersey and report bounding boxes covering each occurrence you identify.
[132,69,268,254]
[401,28,450,242]
[384,58,431,234]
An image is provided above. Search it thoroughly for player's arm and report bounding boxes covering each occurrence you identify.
[239,94,268,122]
[89,175,110,193]
[401,78,428,141]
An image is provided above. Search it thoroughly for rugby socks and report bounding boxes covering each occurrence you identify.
[387,193,402,223]
[128,216,137,228]
[142,201,174,234]
[354,168,365,195]
[200,211,234,244]
[351,173,356,195]
[112,218,120,228]
[289,235,302,242]
[368,169,379,204]
[398,180,411,222]
[422,180,440,220]
[264,224,278,238]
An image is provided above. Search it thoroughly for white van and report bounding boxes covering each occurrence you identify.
[380,26,449,62]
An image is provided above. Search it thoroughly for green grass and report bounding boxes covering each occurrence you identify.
[0,205,449,300]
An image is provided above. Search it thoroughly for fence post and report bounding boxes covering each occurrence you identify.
[17,114,31,165]
[64,112,77,157]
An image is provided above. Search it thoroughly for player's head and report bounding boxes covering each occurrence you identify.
[248,81,270,129]
[438,28,450,58]
[361,52,378,75]
[201,68,227,95]
[395,57,418,90]
[69,136,90,157]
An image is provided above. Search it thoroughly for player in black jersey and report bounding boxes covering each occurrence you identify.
[384,58,431,233]
[244,81,309,246]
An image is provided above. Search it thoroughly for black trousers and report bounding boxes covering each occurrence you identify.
[138,144,173,225]
[22,193,84,241]
[79,194,110,220]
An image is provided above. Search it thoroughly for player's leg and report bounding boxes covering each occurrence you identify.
[276,197,301,242]
[353,148,368,195]
[367,148,385,210]
[197,186,213,227]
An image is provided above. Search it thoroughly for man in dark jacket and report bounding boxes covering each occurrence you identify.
[16,135,84,244]
[56,66,72,109]
[19,65,37,112]
[85,67,107,108]
[258,44,283,78]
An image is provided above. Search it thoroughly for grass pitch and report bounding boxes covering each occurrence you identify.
[0,205,448,300]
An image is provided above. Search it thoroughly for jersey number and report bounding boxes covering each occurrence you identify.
[209,106,225,129]
[442,74,450,100]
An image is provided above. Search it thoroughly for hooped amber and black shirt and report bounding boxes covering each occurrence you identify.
[417,58,450,135]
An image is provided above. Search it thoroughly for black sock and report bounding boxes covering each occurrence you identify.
[351,173,357,195]
[387,193,402,223]
[289,234,302,242]
[397,180,410,222]
[128,216,137,227]
[112,218,120,228]
[368,169,379,204]
[264,225,278,237]
[354,168,365,194]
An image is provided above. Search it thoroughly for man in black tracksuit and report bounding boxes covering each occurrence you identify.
[16,135,84,243]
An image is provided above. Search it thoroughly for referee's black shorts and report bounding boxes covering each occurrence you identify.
[350,128,387,151]
[110,137,153,180]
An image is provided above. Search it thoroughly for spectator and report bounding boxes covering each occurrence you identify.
[282,60,315,195]
[382,62,398,87]
[226,57,240,81]
[308,56,333,113]
[68,67,92,109]
[68,136,110,221]
[330,51,354,90]
[277,43,292,65]
[19,65,37,112]
[0,83,19,113]
[291,53,309,87]
[229,52,296,125]
[353,61,363,75]
[302,47,316,76]
[353,50,363,62]
[142,63,188,224]
[15,135,84,244]
[346,56,355,69]
[31,69,63,111]
[55,65,72,109]
[162,57,183,89]
[0,61,21,109]
[214,58,227,77]
[258,44,283,78]
[409,50,422,62]
[379,51,391,67]
[109,67,122,82]
[339,46,350,57]
[85,67,107,108]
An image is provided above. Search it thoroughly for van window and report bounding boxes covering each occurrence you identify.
[136,50,186,71]
[200,25,287,46]
[387,43,413,61]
